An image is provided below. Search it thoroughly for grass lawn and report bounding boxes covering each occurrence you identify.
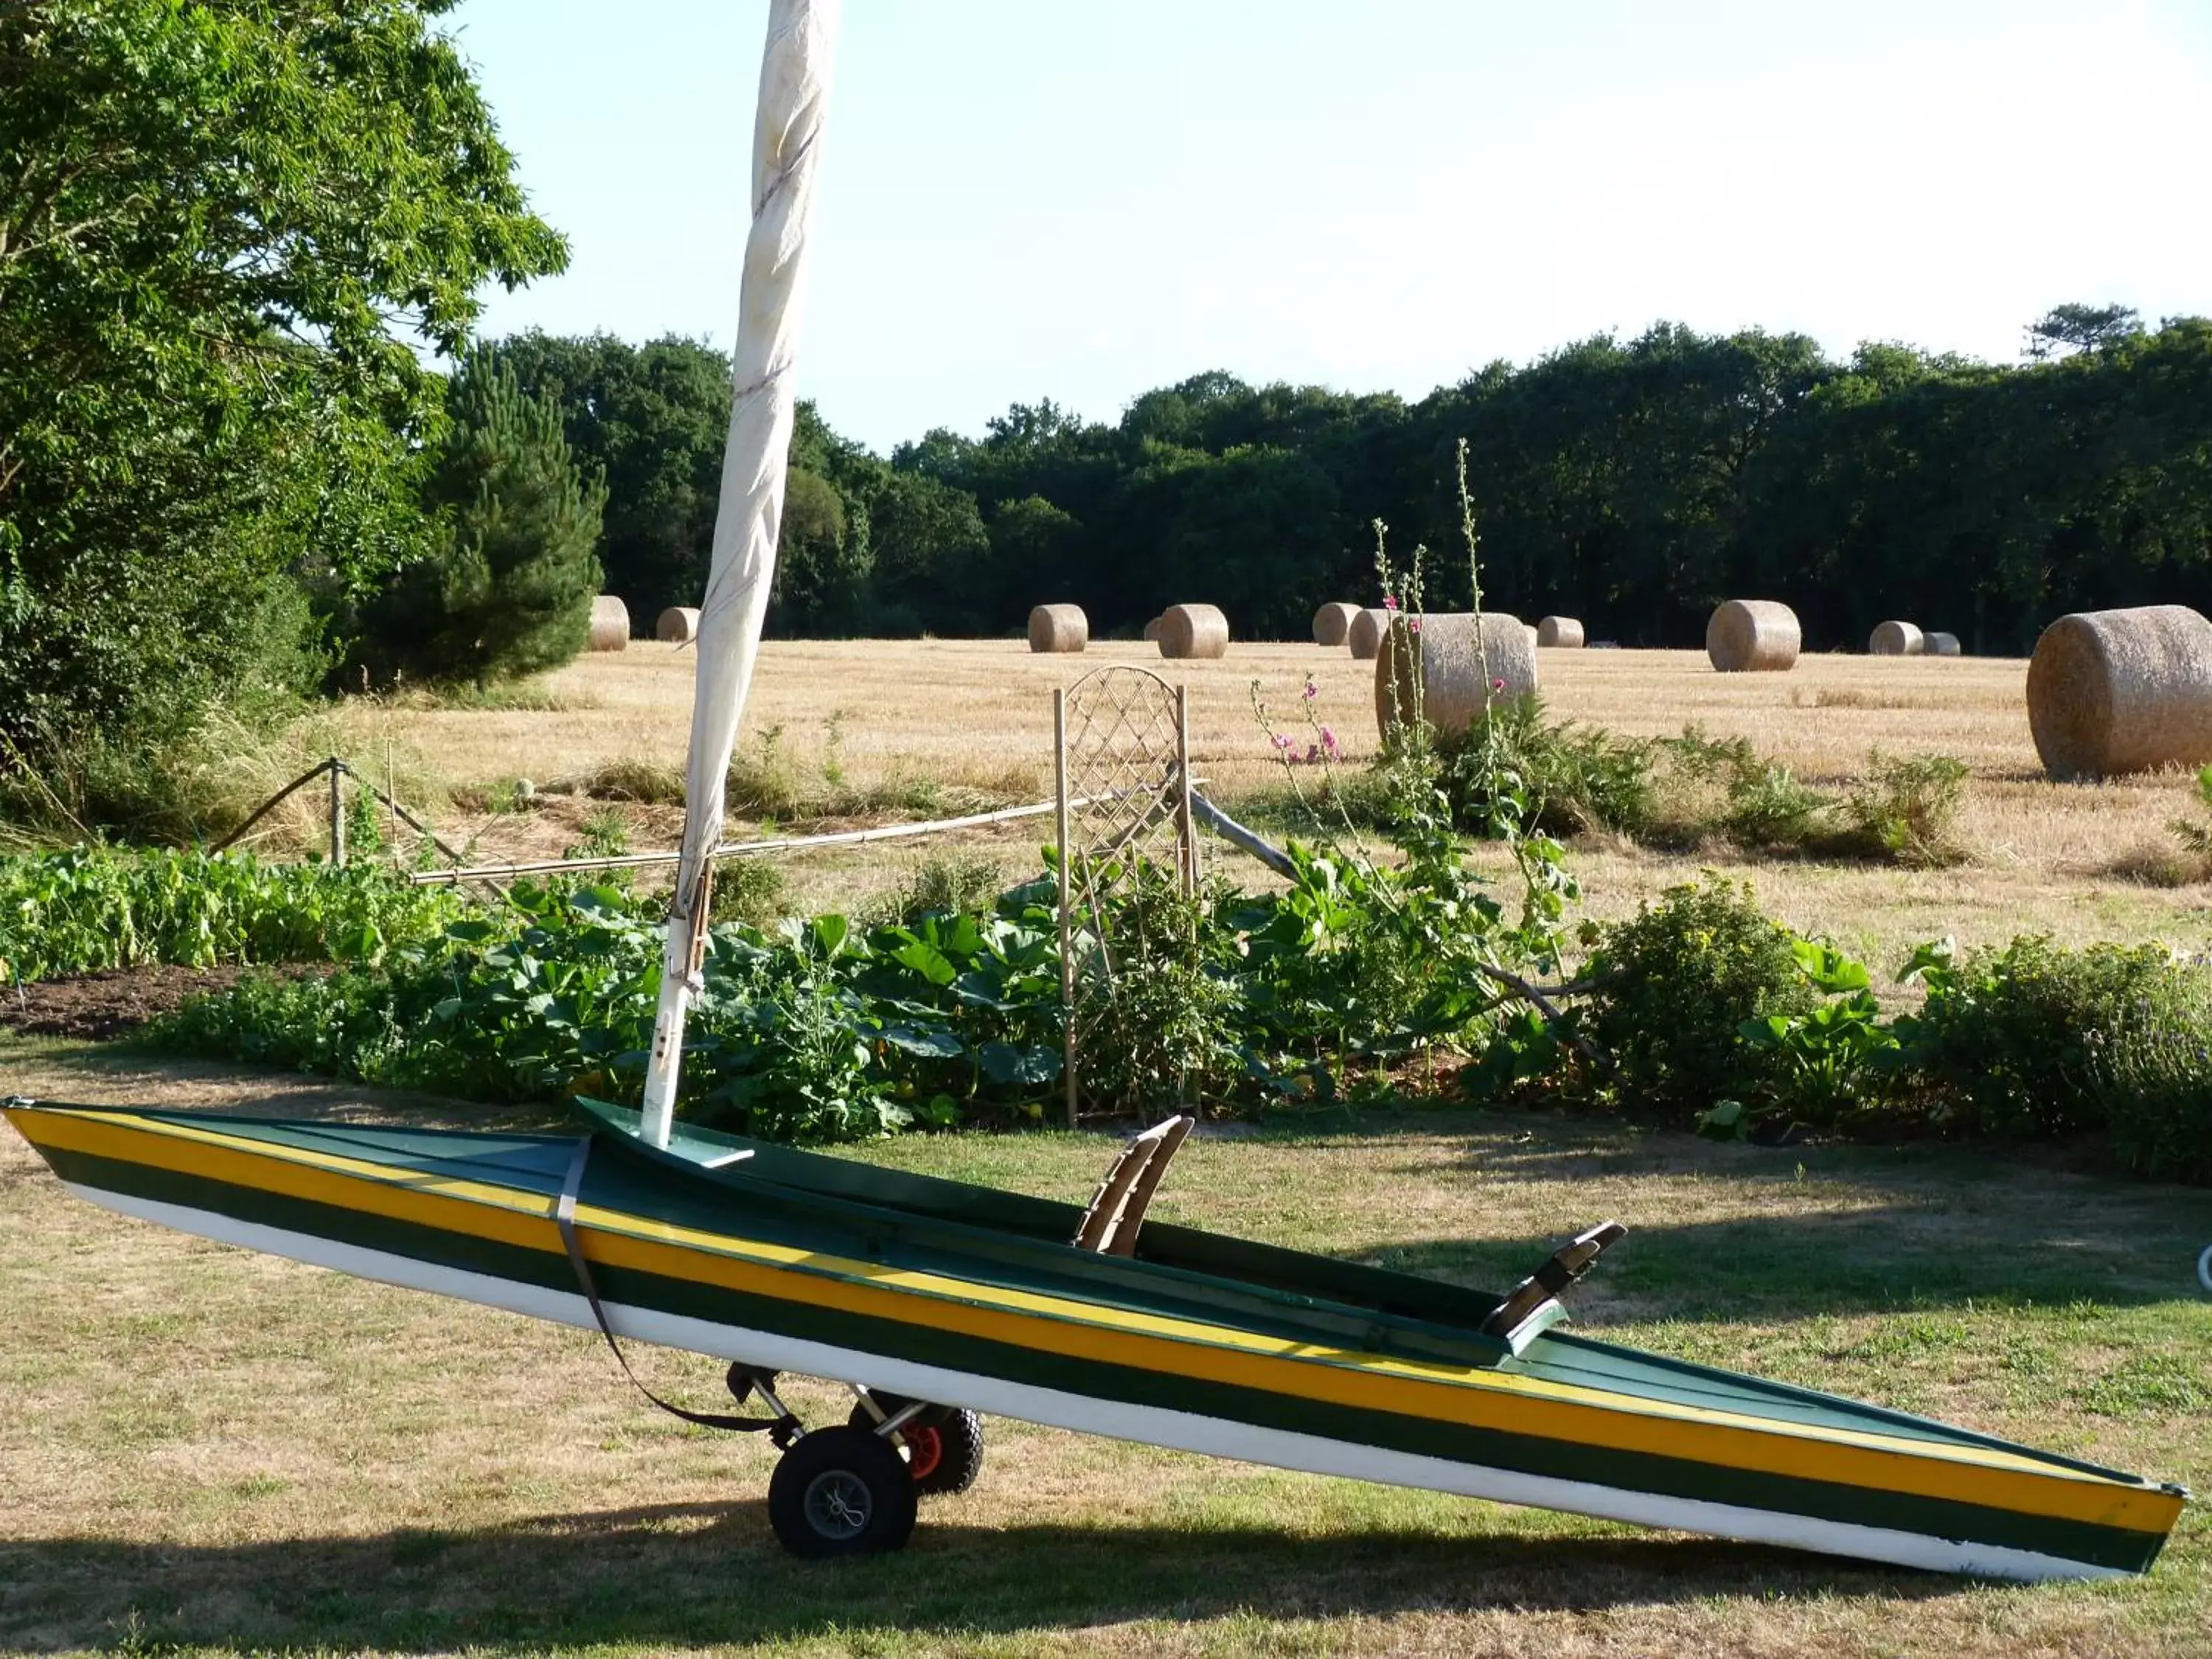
[1,1034,2208,1658]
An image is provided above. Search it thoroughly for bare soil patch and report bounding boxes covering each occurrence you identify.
[0,964,319,1042]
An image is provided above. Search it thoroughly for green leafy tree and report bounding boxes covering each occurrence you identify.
[351,364,605,686]
[863,468,992,633]
[491,332,730,620]
[2025,303,2143,361]
[0,0,563,762]
[769,467,872,635]
[1085,443,1341,636]
[983,495,1082,628]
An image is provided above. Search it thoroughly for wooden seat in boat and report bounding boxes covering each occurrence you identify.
[1073,1115,1194,1256]
[1481,1220,1627,1348]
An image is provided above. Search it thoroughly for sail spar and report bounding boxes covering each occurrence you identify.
[641,0,841,1146]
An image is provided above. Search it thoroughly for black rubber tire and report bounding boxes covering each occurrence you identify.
[847,1402,986,1497]
[766,1426,917,1559]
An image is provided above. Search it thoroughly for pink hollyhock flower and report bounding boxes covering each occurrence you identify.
[1491,677,1506,692]
[1320,726,1338,753]
[1382,595,1399,612]
[1303,676,1318,700]
[1408,617,1422,634]
[1272,732,1295,751]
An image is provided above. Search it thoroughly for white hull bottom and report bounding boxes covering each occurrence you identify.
[70,1181,2120,1582]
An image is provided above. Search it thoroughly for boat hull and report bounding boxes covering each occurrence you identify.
[7,1101,2186,1581]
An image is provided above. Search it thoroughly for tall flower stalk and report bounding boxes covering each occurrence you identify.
[1240,442,1592,1091]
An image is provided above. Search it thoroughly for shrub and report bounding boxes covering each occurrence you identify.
[346,361,606,688]
[564,809,631,864]
[1076,869,1244,1112]
[149,883,1067,1142]
[1655,725,1759,782]
[1439,697,1656,838]
[1641,730,1969,866]
[155,967,415,1080]
[1735,939,1900,1128]
[2093,969,2212,1183]
[1580,878,1818,1121]
[0,847,466,984]
[709,858,788,928]
[2169,765,2212,869]
[1834,752,1970,866]
[1719,762,1830,849]
[723,723,810,818]
[877,853,1006,924]
[1896,936,2183,1139]
[159,883,670,1105]
[1643,728,1756,844]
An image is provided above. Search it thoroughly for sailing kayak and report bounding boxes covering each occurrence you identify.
[1,1096,2185,1579]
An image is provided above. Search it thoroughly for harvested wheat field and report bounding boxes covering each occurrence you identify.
[317,641,2212,967]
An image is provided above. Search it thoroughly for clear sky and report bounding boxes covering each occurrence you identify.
[451,0,2212,453]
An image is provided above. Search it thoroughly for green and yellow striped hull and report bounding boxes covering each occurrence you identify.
[2,1098,2185,1579]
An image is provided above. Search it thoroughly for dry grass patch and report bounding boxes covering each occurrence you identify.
[136,639,2207,975]
[1,1039,2206,1658]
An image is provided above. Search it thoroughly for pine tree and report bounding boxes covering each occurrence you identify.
[355,361,606,685]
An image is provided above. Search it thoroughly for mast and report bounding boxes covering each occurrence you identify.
[639,0,841,1147]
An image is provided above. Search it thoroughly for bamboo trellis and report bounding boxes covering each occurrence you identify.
[1053,667,1197,1127]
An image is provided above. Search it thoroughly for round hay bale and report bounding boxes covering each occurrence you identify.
[1141,615,1163,643]
[1346,607,1391,660]
[1705,599,1800,673]
[1925,630,1962,657]
[1312,602,1360,647]
[1157,603,1229,660]
[1374,612,1538,741]
[1027,603,1088,653]
[1537,615,1585,648]
[655,605,700,644]
[1869,619,1924,656]
[2025,605,2212,780]
[588,595,630,652]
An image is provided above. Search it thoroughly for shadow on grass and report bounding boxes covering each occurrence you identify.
[1308,1113,2212,1321]
[1353,1199,2211,1322]
[2,1038,567,1131]
[0,1503,1956,1654]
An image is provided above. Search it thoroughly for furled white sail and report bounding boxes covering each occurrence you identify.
[641,0,841,1146]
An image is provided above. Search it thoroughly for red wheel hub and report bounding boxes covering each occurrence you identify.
[902,1425,943,1481]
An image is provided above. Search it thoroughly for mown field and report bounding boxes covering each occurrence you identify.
[288,639,2212,970]
[1,1037,2208,1659]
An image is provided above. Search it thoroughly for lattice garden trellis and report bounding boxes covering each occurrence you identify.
[1052,666,1199,1125]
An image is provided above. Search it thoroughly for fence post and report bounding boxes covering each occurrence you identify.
[1054,687,1077,1130]
[328,760,346,868]
[1175,684,1197,895]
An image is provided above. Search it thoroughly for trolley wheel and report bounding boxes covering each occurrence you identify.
[848,1402,986,1497]
[767,1426,917,1559]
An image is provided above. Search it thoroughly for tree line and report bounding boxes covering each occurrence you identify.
[502,311,2212,657]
